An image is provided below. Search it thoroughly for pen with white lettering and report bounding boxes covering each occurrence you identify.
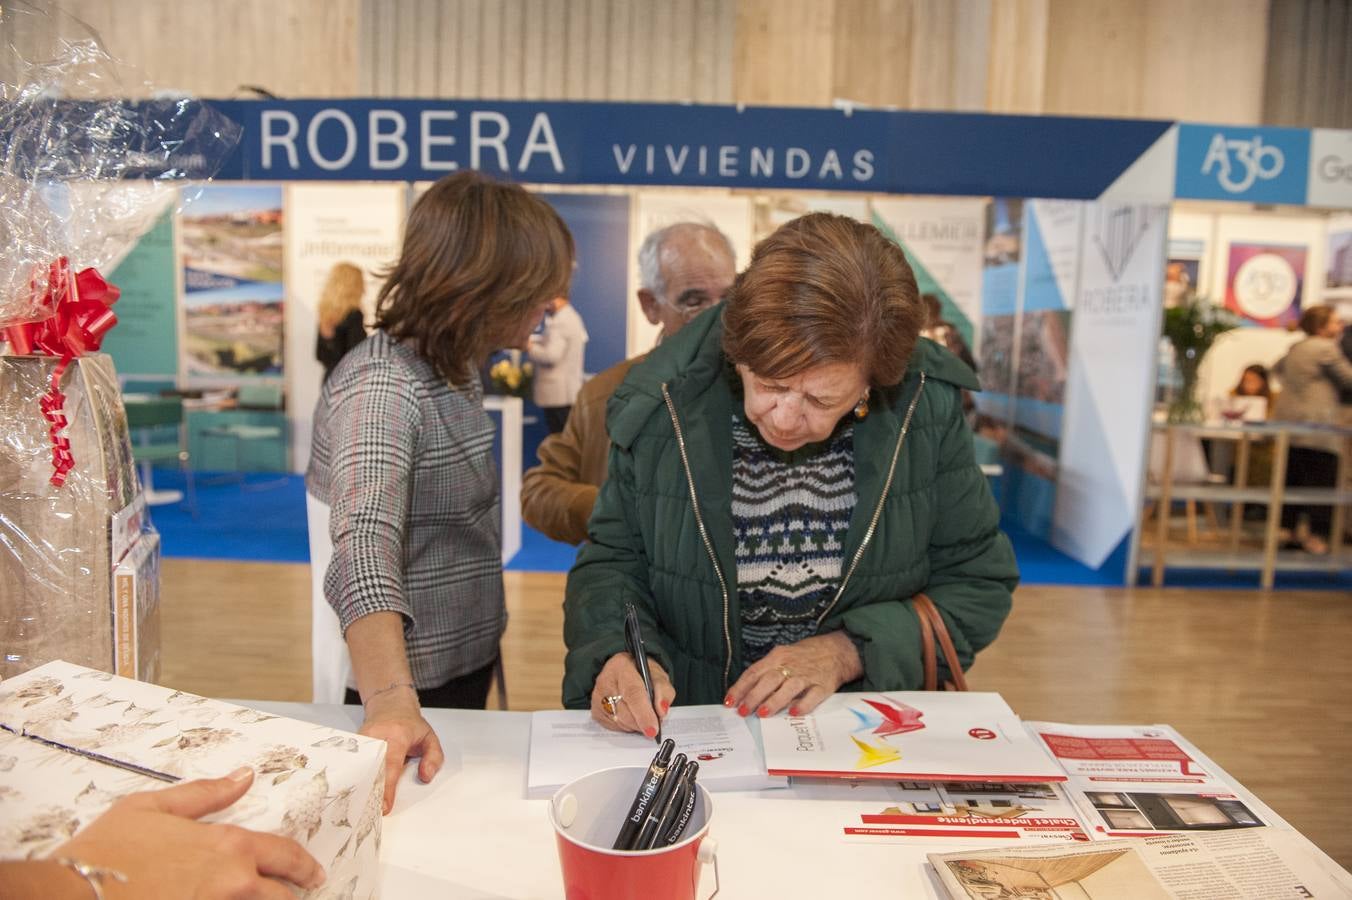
[612,739,675,851]
[659,761,700,845]
[634,754,687,850]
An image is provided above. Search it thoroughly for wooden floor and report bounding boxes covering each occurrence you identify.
[160,559,1352,869]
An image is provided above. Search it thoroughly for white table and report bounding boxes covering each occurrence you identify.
[251,703,1352,899]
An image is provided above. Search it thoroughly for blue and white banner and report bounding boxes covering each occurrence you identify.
[1175,124,1311,205]
[204,99,1173,200]
[1054,203,1169,570]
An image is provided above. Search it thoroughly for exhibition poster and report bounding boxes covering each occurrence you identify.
[180,184,285,380]
[283,182,405,473]
[101,211,179,379]
[1223,242,1307,329]
[870,197,985,351]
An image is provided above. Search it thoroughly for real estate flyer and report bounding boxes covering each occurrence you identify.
[1026,722,1270,838]
[786,777,1091,844]
[927,828,1352,899]
[759,692,1065,782]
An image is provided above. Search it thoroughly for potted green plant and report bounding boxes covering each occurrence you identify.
[1161,293,1240,423]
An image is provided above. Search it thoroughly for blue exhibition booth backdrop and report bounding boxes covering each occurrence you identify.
[85,98,1352,586]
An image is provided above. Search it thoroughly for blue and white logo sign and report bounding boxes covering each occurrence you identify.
[1175,124,1309,204]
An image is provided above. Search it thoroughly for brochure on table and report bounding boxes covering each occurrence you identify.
[527,705,784,798]
[927,829,1352,900]
[759,692,1066,783]
[1027,722,1270,839]
[788,776,1090,845]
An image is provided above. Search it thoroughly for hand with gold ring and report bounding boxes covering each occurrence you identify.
[723,633,863,719]
[590,652,676,736]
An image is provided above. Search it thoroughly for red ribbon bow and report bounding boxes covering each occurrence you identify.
[4,257,120,486]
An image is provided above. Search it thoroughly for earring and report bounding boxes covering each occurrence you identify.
[854,394,869,420]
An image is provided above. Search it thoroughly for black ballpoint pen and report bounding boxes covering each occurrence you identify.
[624,602,661,743]
[634,753,687,850]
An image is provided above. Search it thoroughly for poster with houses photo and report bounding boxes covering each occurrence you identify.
[180,184,286,380]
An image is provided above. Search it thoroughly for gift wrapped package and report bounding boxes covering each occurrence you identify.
[0,661,385,899]
[0,353,160,680]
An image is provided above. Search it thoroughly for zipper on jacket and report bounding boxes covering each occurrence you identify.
[661,382,735,691]
[814,372,927,629]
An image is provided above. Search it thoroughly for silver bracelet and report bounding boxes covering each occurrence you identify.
[362,680,416,707]
[53,857,128,900]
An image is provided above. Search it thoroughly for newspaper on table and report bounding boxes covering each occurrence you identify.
[1025,722,1270,839]
[927,828,1352,899]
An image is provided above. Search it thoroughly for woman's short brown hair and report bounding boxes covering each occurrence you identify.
[376,171,574,384]
[1298,304,1335,336]
[723,213,923,387]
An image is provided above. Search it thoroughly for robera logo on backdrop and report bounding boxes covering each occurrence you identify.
[1201,134,1283,193]
[1175,125,1309,205]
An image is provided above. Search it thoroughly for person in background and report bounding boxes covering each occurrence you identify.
[1233,363,1272,402]
[521,222,737,545]
[563,213,1016,734]
[307,172,573,810]
[528,295,589,433]
[314,261,368,382]
[1272,305,1352,554]
[0,769,323,899]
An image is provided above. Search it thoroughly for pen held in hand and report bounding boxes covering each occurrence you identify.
[624,602,661,744]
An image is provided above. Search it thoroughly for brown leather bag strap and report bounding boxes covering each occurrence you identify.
[912,593,969,691]
[916,594,939,691]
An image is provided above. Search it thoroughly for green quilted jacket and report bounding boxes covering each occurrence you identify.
[562,308,1018,708]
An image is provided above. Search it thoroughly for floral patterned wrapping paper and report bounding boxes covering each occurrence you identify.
[0,661,385,899]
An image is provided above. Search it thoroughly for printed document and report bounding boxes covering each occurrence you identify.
[527,705,784,798]
[1025,722,1270,838]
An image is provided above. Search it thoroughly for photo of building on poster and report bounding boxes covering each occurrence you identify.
[181,184,285,378]
[1223,241,1306,329]
[1328,219,1352,301]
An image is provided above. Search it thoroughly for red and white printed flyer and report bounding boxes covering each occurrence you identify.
[1025,722,1270,839]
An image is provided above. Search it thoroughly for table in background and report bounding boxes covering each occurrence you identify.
[1135,420,1352,589]
[251,702,1352,899]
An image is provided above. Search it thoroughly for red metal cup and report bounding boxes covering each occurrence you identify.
[549,765,718,900]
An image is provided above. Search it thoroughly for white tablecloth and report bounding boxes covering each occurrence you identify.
[250,702,1350,899]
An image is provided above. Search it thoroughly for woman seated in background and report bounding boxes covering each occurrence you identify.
[1272,305,1352,554]
[1233,363,1272,403]
[563,213,1018,735]
[307,172,573,809]
[314,261,369,382]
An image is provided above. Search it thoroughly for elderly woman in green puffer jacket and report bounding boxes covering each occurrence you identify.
[563,213,1018,738]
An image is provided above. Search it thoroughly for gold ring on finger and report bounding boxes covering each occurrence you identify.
[778,665,793,680]
[601,694,623,718]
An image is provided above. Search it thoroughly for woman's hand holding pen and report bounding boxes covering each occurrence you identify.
[724,631,863,719]
[359,687,444,814]
[591,653,675,737]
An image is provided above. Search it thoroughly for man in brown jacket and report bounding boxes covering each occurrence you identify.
[521,222,737,544]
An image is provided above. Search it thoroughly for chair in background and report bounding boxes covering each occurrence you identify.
[123,396,198,517]
[200,382,288,489]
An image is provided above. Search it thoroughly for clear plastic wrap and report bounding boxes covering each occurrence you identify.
[0,0,242,326]
[0,3,240,679]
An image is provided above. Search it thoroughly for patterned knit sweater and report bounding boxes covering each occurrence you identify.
[731,414,857,666]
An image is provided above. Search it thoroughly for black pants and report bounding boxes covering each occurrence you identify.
[541,405,572,434]
[346,656,497,710]
[1282,447,1339,537]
